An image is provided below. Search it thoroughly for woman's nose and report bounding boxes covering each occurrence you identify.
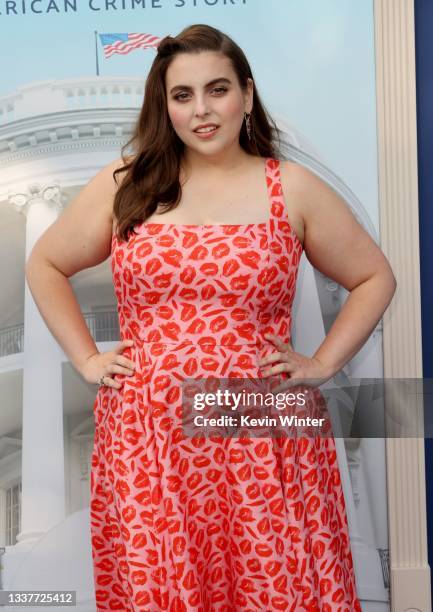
[194,97,211,116]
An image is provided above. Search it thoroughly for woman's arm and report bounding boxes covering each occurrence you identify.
[295,164,396,377]
[260,162,397,383]
[25,158,134,383]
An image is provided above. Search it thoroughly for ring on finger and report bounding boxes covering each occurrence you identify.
[97,375,106,387]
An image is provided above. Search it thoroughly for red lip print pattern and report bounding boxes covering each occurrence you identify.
[90,158,361,611]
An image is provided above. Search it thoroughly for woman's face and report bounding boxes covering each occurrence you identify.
[165,51,253,159]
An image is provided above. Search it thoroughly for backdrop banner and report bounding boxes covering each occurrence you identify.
[0,1,388,609]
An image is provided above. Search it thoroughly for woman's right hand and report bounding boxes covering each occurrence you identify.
[80,339,136,389]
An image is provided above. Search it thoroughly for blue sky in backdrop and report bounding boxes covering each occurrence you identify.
[0,0,377,227]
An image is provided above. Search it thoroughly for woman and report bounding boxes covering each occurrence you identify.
[26,23,395,612]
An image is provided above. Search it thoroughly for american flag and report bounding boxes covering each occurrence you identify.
[99,33,162,58]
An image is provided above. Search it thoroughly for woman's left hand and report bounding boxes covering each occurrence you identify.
[258,333,333,393]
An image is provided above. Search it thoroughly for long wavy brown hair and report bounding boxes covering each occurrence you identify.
[113,23,285,242]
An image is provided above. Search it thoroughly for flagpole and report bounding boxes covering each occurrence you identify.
[95,30,100,76]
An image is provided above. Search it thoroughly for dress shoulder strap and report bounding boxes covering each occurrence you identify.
[265,157,290,224]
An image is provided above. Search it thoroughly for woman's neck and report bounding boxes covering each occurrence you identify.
[180,148,254,182]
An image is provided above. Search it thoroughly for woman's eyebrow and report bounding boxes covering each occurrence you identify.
[169,77,231,94]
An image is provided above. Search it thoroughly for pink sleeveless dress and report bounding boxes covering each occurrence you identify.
[90,157,361,611]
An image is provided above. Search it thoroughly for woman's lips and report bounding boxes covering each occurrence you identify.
[193,126,220,139]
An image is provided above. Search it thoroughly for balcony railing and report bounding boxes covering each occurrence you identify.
[84,311,120,343]
[0,311,120,358]
[0,76,144,124]
[0,324,24,357]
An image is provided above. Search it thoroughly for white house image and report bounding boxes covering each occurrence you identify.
[0,76,389,611]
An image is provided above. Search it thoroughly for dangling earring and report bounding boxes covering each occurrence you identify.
[244,111,252,141]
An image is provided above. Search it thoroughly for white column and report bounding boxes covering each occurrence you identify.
[10,184,66,544]
[374,2,431,611]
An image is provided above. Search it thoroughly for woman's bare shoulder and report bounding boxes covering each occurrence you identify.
[25,156,134,277]
[278,159,346,234]
[90,156,131,197]
[278,159,311,197]
[106,155,133,187]
[105,156,134,233]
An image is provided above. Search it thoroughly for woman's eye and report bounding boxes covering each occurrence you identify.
[173,87,227,101]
